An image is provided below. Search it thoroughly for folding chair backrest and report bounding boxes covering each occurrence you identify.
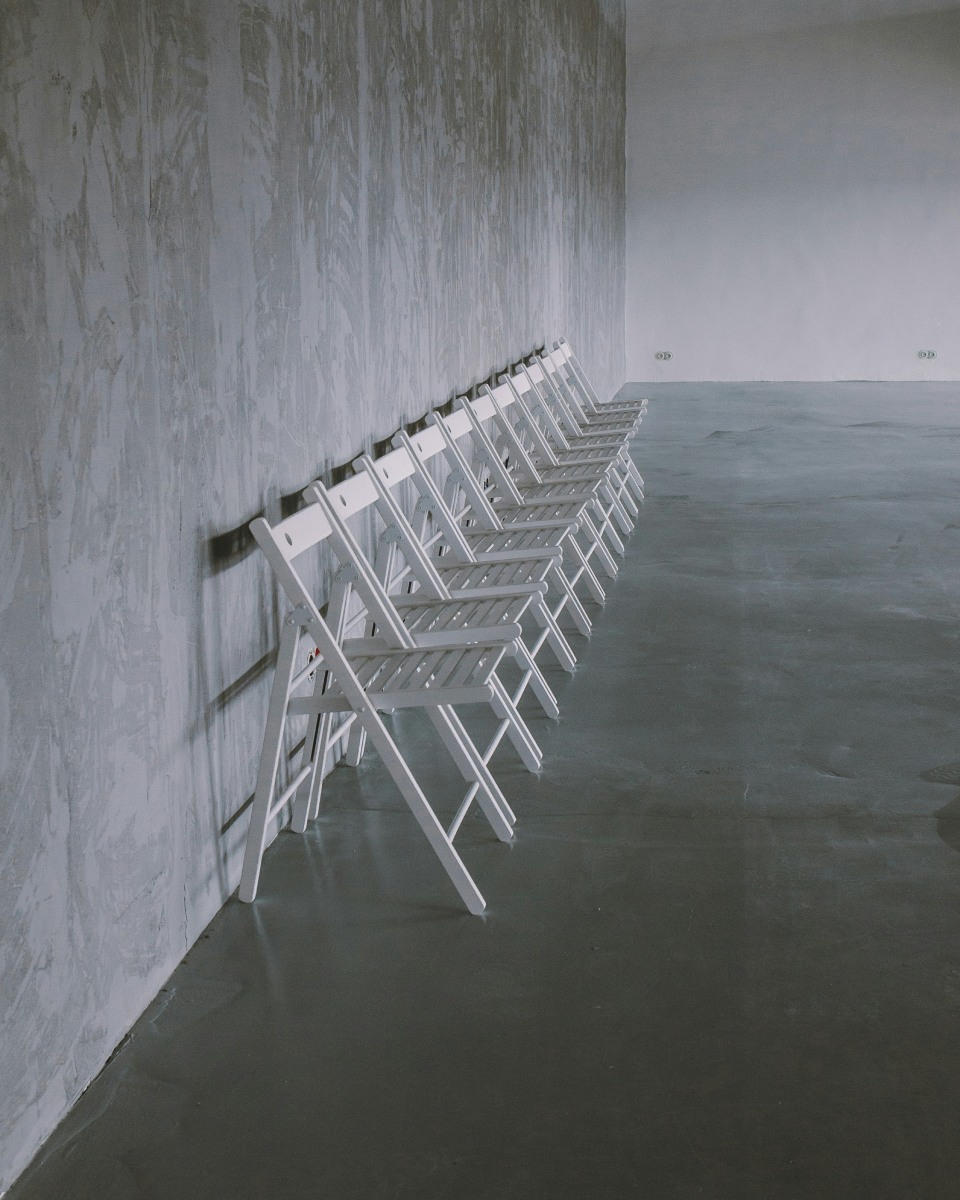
[553,338,604,411]
[454,394,527,504]
[250,507,379,717]
[497,372,565,463]
[303,479,417,648]
[417,416,505,533]
[353,447,455,595]
[520,359,584,443]
[368,436,480,564]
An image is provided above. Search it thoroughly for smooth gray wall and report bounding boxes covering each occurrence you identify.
[0,1,625,1188]
[625,10,960,381]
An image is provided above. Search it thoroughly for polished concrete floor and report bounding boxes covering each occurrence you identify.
[12,383,960,1199]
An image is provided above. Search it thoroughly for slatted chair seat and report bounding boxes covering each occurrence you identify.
[322,641,508,710]
[378,559,569,713]
[541,444,632,467]
[535,356,640,442]
[478,378,626,500]
[518,358,640,463]
[508,362,636,450]
[433,547,561,586]
[514,359,638,465]
[545,391,640,437]
[239,501,530,915]
[459,524,567,556]
[410,413,611,613]
[495,498,620,553]
[344,456,578,693]
[449,510,605,613]
[391,593,526,645]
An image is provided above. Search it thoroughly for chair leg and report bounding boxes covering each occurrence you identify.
[361,711,489,915]
[426,705,516,838]
[301,709,355,826]
[511,637,560,718]
[601,478,634,538]
[488,674,542,772]
[292,709,323,833]
[562,537,606,607]
[579,510,619,580]
[343,721,367,767]
[595,490,628,554]
[529,594,577,674]
[615,466,640,517]
[299,586,359,824]
[622,454,645,500]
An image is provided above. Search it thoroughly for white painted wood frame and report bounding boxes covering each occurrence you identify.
[239,502,525,914]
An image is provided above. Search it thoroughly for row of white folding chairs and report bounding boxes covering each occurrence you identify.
[238,340,647,913]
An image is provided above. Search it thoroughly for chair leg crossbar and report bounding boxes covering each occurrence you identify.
[238,339,647,913]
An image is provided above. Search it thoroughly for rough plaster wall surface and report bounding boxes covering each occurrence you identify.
[0,1,625,1188]
[625,10,960,381]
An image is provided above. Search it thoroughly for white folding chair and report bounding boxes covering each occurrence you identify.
[515,357,645,513]
[416,410,609,619]
[554,338,643,412]
[354,447,576,681]
[482,375,638,540]
[532,352,641,451]
[303,477,545,779]
[554,337,649,426]
[239,503,523,914]
[454,390,628,574]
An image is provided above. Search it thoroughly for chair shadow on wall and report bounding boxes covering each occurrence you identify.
[194,469,349,903]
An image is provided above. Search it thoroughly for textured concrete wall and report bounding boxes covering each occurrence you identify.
[0,1,625,1187]
[625,10,960,381]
